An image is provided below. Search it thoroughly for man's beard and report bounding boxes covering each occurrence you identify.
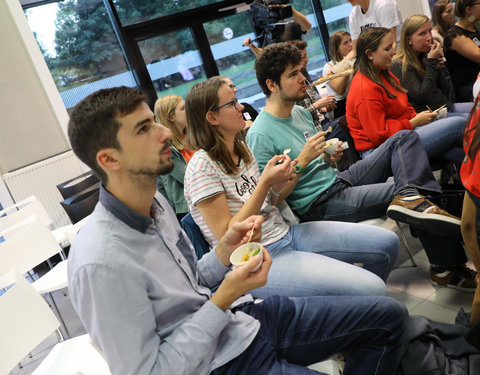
[280,89,306,102]
[128,161,174,179]
[127,144,174,184]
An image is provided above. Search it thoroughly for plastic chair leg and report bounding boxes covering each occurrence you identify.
[395,221,417,267]
[47,292,70,338]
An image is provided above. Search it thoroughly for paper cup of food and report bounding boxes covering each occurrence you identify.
[324,138,340,155]
[437,107,448,120]
[230,242,263,272]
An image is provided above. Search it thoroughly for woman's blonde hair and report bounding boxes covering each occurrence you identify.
[329,31,351,63]
[394,14,430,77]
[354,27,405,98]
[185,77,252,175]
[154,95,184,150]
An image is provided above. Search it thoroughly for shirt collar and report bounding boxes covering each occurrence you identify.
[99,184,154,233]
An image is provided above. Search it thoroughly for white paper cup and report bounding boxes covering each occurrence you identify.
[324,138,340,155]
[230,242,263,272]
[437,107,448,119]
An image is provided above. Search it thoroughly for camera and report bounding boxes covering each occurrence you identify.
[248,0,294,47]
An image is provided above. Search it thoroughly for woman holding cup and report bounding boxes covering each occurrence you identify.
[183,77,399,299]
[346,27,466,170]
[391,15,472,116]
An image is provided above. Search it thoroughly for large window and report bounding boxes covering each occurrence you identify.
[138,30,207,99]
[112,0,223,25]
[24,0,352,111]
[24,0,135,110]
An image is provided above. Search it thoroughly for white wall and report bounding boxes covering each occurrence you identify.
[0,0,70,176]
[396,0,431,19]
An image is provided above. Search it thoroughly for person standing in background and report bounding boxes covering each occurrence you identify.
[347,0,403,53]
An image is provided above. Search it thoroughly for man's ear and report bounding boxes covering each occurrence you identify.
[206,110,219,126]
[97,148,121,174]
[266,79,278,94]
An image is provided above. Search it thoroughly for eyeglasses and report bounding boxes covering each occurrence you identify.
[212,97,239,111]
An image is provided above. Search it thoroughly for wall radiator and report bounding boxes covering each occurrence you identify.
[2,151,85,228]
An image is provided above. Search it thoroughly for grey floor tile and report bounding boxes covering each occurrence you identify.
[427,286,475,312]
[409,300,459,324]
[387,288,424,312]
[387,257,436,299]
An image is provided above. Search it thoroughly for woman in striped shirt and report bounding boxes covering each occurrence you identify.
[183,76,399,299]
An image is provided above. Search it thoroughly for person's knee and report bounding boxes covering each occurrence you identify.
[377,297,409,329]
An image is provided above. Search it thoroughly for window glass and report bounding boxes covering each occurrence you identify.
[25,0,135,110]
[320,0,352,35]
[204,13,262,109]
[112,0,222,25]
[137,30,207,99]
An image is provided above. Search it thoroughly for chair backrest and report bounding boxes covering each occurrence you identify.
[180,213,211,260]
[336,115,361,164]
[0,217,63,277]
[60,183,100,224]
[56,171,100,200]
[0,269,60,374]
[0,195,53,235]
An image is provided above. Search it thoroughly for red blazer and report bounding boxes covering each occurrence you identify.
[461,103,480,197]
[346,71,417,151]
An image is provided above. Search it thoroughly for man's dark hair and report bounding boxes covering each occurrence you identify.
[254,42,303,97]
[286,39,307,51]
[68,86,146,183]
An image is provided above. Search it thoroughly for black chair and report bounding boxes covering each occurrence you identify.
[57,171,100,200]
[60,182,100,224]
[336,115,361,166]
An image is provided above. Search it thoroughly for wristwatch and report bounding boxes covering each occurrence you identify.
[294,164,305,174]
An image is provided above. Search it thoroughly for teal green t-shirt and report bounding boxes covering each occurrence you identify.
[246,105,337,215]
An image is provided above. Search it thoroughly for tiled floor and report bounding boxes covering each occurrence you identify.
[8,218,477,374]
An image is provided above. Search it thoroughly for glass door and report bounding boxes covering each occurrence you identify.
[137,29,208,99]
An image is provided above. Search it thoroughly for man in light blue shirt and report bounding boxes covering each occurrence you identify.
[67,86,407,375]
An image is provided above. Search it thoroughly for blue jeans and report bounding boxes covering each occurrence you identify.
[452,102,474,117]
[302,130,441,223]
[214,295,408,375]
[250,221,399,299]
[413,115,465,169]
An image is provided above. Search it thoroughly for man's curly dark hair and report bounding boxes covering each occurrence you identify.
[254,42,303,97]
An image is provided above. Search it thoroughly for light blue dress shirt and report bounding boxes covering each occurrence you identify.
[68,186,259,375]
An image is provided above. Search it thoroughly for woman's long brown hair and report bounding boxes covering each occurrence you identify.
[185,77,252,175]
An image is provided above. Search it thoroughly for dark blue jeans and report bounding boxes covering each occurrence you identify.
[301,130,467,267]
[214,295,408,375]
[301,130,441,223]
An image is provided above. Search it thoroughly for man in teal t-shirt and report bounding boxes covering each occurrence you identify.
[246,42,456,229]
[246,42,478,292]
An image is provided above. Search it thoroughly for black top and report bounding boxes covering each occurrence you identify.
[444,25,480,101]
[391,58,451,112]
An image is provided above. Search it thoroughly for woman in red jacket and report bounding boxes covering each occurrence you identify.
[461,97,480,348]
[346,27,465,170]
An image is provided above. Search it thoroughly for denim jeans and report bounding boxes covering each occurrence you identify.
[299,130,469,268]
[452,102,474,117]
[214,295,408,375]
[413,115,465,169]
[301,130,441,223]
[249,221,399,299]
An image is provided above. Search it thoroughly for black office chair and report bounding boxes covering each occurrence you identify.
[60,182,100,224]
[57,171,100,199]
